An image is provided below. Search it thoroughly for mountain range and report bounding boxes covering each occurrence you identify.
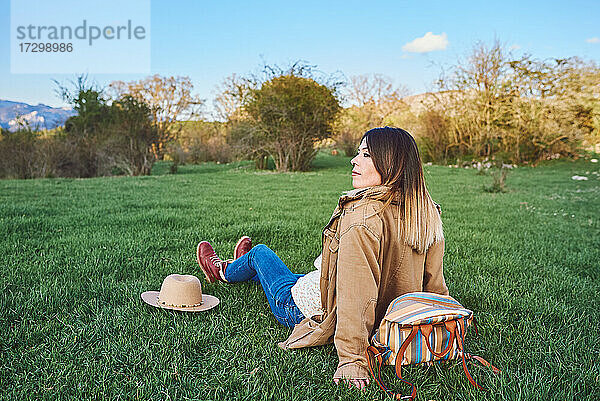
[0,93,443,133]
[0,100,77,132]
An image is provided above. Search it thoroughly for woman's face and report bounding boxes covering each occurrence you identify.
[350,138,382,189]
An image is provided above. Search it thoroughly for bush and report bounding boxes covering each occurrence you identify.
[243,74,340,171]
[0,128,90,179]
[483,166,510,193]
[216,63,341,171]
[166,121,233,165]
[332,130,356,157]
[104,96,160,176]
[416,108,453,163]
[332,74,411,157]
[0,129,39,179]
[0,80,162,179]
[420,41,599,164]
[56,78,160,177]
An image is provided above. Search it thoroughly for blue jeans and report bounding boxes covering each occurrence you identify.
[224,244,305,327]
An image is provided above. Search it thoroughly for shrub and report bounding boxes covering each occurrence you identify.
[422,41,599,165]
[332,74,411,156]
[105,96,160,176]
[216,63,341,171]
[484,166,509,193]
[167,121,233,165]
[243,74,340,171]
[332,130,356,157]
[0,80,164,179]
[416,108,453,163]
[0,128,38,179]
[55,77,160,176]
[0,128,95,179]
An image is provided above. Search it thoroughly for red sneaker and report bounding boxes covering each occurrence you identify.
[234,236,252,260]
[196,241,226,283]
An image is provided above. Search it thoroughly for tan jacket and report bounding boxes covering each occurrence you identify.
[278,186,449,379]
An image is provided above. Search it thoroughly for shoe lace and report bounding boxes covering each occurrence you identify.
[209,254,222,268]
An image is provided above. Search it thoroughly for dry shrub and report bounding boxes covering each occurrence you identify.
[332,74,411,156]
[167,121,233,164]
[416,109,452,163]
[331,128,357,157]
[0,129,39,179]
[0,96,161,180]
[419,40,600,164]
[0,129,100,179]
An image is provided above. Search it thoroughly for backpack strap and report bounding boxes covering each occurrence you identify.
[366,326,419,400]
[394,326,418,400]
[468,354,501,374]
[464,318,500,374]
[455,317,501,390]
[455,317,485,390]
[366,346,395,398]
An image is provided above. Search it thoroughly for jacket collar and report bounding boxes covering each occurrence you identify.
[323,185,392,232]
[338,185,390,208]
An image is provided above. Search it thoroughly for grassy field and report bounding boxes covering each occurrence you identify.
[1,153,599,400]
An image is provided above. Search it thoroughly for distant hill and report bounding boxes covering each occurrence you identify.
[0,100,76,132]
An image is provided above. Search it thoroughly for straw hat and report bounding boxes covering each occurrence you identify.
[141,274,219,312]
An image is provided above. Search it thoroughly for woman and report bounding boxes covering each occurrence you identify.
[197,127,449,390]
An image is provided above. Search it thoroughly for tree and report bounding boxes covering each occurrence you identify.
[217,63,342,171]
[213,73,253,122]
[54,76,160,176]
[436,40,510,158]
[214,73,268,168]
[334,74,410,156]
[109,75,204,157]
[502,56,598,161]
[107,96,160,175]
[423,40,599,163]
[54,76,111,177]
[56,75,112,138]
[240,73,340,171]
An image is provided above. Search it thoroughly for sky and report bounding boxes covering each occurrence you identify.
[1,0,599,114]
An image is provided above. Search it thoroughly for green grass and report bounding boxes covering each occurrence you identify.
[1,153,599,400]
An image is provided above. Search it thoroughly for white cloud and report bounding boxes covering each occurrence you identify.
[586,37,600,43]
[509,44,521,50]
[402,32,449,53]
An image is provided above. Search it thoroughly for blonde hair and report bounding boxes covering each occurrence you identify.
[363,127,443,253]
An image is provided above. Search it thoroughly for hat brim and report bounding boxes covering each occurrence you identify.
[141,291,220,312]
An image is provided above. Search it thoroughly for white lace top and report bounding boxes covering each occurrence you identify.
[291,254,324,319]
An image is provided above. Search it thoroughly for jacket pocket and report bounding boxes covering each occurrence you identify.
[328,236,339,253]
[323,227,339,253]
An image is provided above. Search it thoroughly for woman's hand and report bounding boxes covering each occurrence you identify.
[333,377,370,391]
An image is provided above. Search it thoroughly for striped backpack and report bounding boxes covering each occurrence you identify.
[366,292,500,400]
